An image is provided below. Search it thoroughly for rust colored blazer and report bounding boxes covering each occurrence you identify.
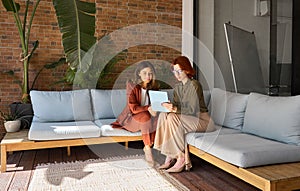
[112,82,158,129]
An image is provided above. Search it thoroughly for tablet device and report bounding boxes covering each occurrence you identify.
[149,90,169,112]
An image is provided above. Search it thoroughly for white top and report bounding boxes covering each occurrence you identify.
[141,88,149,106]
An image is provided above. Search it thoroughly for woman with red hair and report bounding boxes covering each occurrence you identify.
[154,56,215,172]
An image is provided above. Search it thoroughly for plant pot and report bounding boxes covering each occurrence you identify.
[10,102,33,129]
[4,120,21,133]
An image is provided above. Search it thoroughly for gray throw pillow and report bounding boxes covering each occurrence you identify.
[243,92,300,145]
[210,88,248,130]
[91,89,127,119]
[30,89,93,122]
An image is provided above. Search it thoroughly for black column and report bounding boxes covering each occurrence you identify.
[292,0,300,95]
[193,0,199,80]
[269,0,282,95]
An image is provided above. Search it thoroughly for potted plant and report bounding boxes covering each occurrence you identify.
[1,0,60,129]
[0,111,21,132]
[1,0,41,103]
[1,0,40,129]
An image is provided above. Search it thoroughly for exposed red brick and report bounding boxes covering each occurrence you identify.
[0,0,182,132]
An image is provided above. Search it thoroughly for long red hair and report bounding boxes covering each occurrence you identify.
[172,56,195,78]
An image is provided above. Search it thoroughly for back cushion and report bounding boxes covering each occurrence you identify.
[166,89,210,106]
[203,90,211,107]
[243,93,300,145]
[210,88,248,130]
[91,89,127,119]
[30,89,93,122]
[165,89,174,102]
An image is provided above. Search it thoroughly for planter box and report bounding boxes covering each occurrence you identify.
[10,103,33,129]
[4,120,21,132]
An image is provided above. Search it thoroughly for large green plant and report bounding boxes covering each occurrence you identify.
[1,0,41,103]
[54,49,128,89]
[51,0,98,88]
[52,0,127,89]
[52,0,96,73]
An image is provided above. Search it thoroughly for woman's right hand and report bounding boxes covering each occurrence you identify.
[161,102,176,112]
[148,106,157,117]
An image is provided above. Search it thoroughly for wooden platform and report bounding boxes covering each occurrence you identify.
[1,130,298,191]
[189,145,300,191]
[1,129,142,173]
[0,143,260,190]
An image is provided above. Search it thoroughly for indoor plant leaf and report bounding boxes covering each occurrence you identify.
[1,0,20,12]
[27,40,39,62]
[52,0,96,70]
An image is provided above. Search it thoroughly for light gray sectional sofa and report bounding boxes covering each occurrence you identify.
[27,87,300,191]
[187,88,300,168]
[29,87,300,168]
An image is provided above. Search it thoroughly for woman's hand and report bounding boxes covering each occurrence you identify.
[148,106,157,117]
[161,102,177,113]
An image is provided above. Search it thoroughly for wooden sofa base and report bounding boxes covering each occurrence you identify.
[189,145,300,191]
[2,130,300,191]
[1,129,142,173]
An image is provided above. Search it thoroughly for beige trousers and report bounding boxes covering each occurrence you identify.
[154,112,215,158]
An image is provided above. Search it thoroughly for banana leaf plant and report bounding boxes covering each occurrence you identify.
[53,0,129,89]
[1,0,41,103]
[52,0,97,87]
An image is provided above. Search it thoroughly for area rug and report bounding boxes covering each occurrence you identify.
[28,156,189,191]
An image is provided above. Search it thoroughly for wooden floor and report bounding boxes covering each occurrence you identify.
[0,139,260,191]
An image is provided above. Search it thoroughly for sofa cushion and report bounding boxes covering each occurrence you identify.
[209,88,248,130]
[91,89,127,120]
[186,126,242,146]
[28,121,101,140]
[166,89,209,106]
[187,133,300,167]
[30,89,93,122]
[94,119,142,136]
[243,93,300,145]
[203,90,211,107]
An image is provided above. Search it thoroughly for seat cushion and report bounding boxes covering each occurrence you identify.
[209,88,248,130]
[30,89,93,122]
[188,133,300,168]
[28,121,101,140]
[243,92,300,145]
[94,119,141,136]
[186,126,242,144]
[185,125,241,149]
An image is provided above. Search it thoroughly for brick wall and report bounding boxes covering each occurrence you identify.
[0,0,182,132]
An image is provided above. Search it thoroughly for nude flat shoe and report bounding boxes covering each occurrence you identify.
[166,159,192,173]
[158,158,176,170]
[143,147,154,167]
